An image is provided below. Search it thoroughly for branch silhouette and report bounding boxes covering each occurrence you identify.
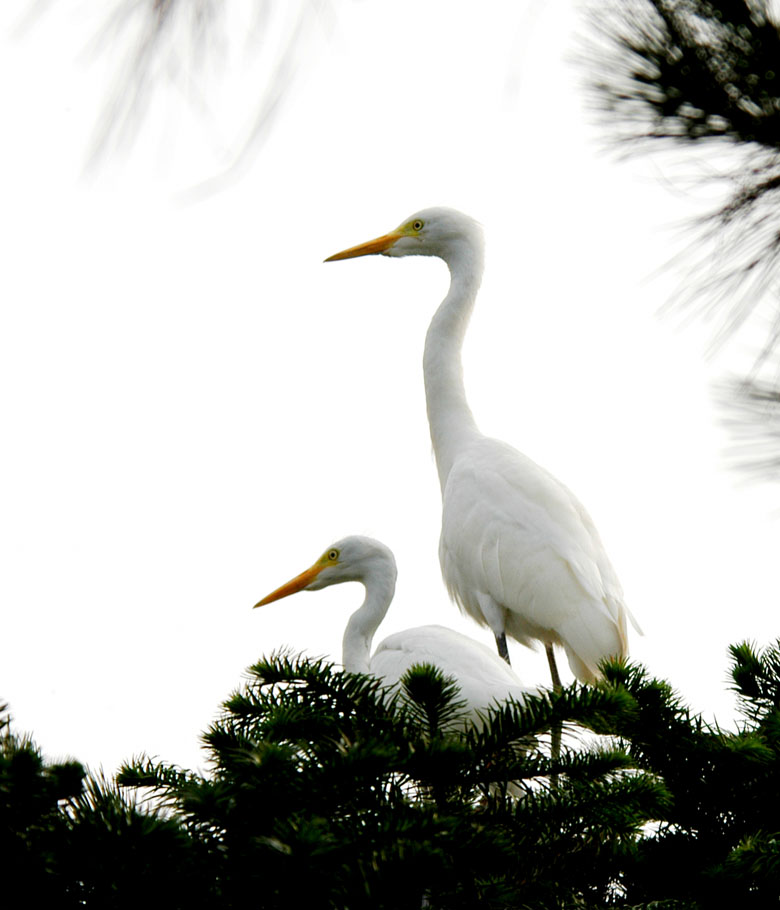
[584,0,780,481]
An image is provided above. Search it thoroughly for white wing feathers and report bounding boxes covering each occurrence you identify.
[439,437,639,681]
[370,624,534,719]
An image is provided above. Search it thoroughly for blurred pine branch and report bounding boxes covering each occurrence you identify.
[584,0,780,482]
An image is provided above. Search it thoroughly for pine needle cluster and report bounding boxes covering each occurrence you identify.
[5,644,780,907]
[583,1,780,475]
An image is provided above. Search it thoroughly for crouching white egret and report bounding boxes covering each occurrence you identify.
[326,208,641,688]
[254,535,534,719]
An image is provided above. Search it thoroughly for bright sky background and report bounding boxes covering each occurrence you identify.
[2,0,779,775]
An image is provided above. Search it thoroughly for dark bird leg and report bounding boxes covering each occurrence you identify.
[546,643,562,778]
[496,632,510,664]
[546,643,562,692]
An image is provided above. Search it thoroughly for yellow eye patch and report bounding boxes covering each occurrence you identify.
[401,219,424,235]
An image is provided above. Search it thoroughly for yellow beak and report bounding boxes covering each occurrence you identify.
[253,561,325,608]
[324,230,403,262]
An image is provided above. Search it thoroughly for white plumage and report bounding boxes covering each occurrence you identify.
[326,208,641,685]
[254,535,534,719]
[439,435,632,682]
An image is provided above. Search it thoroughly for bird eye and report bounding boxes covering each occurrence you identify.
[328,549,339,561]
[412,220,424,231]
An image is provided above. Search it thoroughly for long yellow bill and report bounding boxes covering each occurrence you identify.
[254,562,324,608]
[324,231,402,262]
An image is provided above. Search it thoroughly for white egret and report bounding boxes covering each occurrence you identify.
[254,535,534,719]
[326,208,641,687]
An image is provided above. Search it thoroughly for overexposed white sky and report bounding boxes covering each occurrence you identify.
[2,0,778,774]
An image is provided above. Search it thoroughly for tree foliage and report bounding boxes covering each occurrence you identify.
[0,702,84,904]
[0,702,205,908]
[584,1,780,477]
[118,654,661,909]
[6,643,780,906]
[602,642,780,906]
[587,0,780,149]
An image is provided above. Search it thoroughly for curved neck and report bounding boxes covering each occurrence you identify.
[341,561,397,674]
[423,240,484,491]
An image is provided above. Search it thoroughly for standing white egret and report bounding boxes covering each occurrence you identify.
[254,535,534,719]
[325,208,641,687]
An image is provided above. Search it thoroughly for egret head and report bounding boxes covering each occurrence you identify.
[253,535,397,607]
[325,207,483,267]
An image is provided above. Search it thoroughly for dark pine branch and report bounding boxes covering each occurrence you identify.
[585,0,780,335]
[584,0,780,480]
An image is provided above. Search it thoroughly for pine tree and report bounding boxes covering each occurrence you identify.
[118,653,666,909]
[9,645,780,905]
[601,643,780,906]
[0,703,84,905]
[0,703,206,909]
[585,0,780,479]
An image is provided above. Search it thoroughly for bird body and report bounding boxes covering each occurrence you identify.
[371,622,533,711]
[439,434,630,682]
[326,208,640,684]
[254,535,534,719]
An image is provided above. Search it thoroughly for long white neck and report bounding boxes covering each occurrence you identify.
[341,559,397,674]
[423,238,484,492]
